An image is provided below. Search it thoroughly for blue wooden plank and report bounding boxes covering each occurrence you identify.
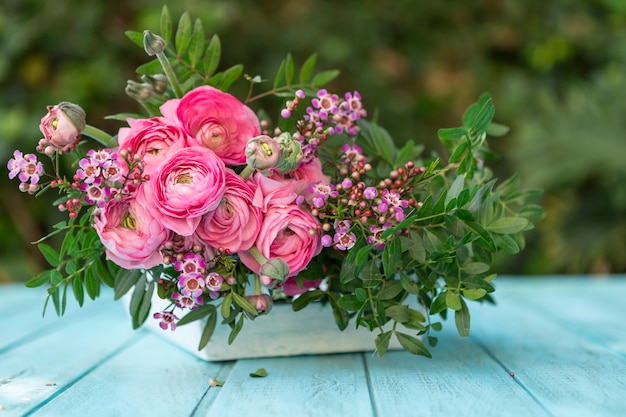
[0,298,138,417]
[496,277,626,356]
[365,326,550,417]
[470,284,626,417]
[30,333,233,417]
[0,287,117,353]
[203,354,375,417]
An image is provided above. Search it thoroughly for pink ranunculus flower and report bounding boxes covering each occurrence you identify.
[93,196,169,269]
[39,102,86,153]
[174,86,261,165]
[117,116,190,177]
[141,146,226,236]
[196,169,262,253]
[250,172,300,212]
[239,204,323,294]
[270,156,330,200]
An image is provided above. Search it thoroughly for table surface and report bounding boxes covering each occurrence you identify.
[1,275,625,417]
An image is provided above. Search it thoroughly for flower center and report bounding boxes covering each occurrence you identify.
[176,173,193,184]
[121,213,136,230]
[52,118,58,130]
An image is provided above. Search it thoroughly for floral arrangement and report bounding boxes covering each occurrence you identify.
[9,7,543,358]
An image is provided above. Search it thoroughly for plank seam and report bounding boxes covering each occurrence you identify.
[188,361,236,417]
[470,335,555,417]
[361,352,380,417]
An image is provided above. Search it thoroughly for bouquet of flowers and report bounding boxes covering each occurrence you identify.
[8,7,543,358]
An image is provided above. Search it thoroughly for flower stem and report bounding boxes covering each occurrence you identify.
[254,275,262,295]
[239,165,254,180]
[156,52,183,98]
[248,246,268,265]
[82,124,114,147]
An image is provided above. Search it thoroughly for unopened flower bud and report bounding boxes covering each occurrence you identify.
[39,102,86,153]
[143,30,166,56]
[274,132,303,174]
[245,294,273,315]
[259,258,289,288]
[246,135,281,170]
[142,74,168,94]
[125,80,154,102]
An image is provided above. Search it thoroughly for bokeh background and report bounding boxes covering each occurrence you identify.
[1,0,625,283]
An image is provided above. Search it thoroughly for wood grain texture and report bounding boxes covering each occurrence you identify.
[203,354,375,417]
[470,278,626,417]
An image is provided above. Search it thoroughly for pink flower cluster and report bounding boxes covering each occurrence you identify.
[7,151,43,194]
[86,86,327,300]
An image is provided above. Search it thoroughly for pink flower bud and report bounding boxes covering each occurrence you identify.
[39,102,85,153]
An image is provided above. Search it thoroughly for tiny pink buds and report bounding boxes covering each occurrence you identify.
[245,294,273,315]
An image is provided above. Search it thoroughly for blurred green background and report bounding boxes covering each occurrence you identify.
[1,0,625,283]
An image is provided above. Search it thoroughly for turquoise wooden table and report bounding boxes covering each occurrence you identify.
[1,276,625,417]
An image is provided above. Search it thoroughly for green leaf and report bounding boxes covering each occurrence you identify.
[136,280,154,328]
[174,12,192,55]
[249,368,268,378]
[135,59,163,76]
[129,273,147,316]
[486,122,510,137]
[445,175,465,206]
[125,30,144,48]
[221,292,233,319]
[455,298,471,337]
[446,290,462,311]
[519,204,546,221]
[291,289,325,311]
[198,308,217,350]
[299,53,317,83]
[488,217,530,234]
[430,292,447,315]
[463,288,487,300]
[188,18,205,68]
[232,292,258,317]
[284,53,295,85]
[385,304,409,323]
[375,331,393,357]
[338,294,365,311]
[395,332,432,358]
[84,268,100,300]
[93,261,114,288]
[273,59,286,89]
[38,243,60,267]
[113,268,141,300]
[448,140,469,164]
[228,315,245,345]
[462,262,490,275]
[361,259,383,288]
[465,221,497,252]
[328,292,349,330]
[438,127,467,142]
[71,276,84,307]
[215,64,243,91]
[203,35,221,77]
[160,5,173,44]
[311,69,340,86]
[25,270,52,288]
[178,304,215,326]
[377,280,403,300]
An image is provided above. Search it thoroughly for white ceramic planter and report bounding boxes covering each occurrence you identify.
[124,291,415,361]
